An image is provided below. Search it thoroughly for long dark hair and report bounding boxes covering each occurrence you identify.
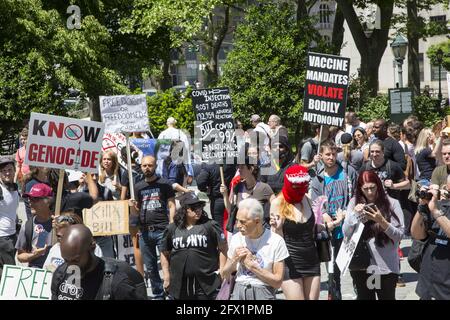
[355,171,400,247]
[174,206,209,229]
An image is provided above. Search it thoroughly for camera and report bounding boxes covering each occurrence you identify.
[415,187,433,201]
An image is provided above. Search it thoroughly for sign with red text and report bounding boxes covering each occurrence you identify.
[25,113,104,173]
[303,52,350,127]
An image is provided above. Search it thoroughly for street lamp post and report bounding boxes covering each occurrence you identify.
[390,34,408,88]
[436,48,444,105]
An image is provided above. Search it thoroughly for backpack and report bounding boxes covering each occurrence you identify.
[52,257,148,300]
[298,138,318,163]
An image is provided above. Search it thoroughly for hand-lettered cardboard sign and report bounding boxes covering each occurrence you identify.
[83,200,129,236]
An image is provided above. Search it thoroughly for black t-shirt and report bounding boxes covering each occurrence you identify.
[134,177,175,229]
[54,259,104,300]
[382,137,407,170]
[360,159,405,199]
[60,191,94,218]
[160,219,226,299]
[416,148,436,181]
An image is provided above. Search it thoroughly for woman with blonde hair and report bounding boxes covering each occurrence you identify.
[414,128,436,183]
[99,150,122,200]
[270,165,323,300]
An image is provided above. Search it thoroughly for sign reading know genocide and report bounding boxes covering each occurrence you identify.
[0,265,52,300]
[303,52,350,127]
[192,87,238,163]
[83,200,129,236]
[100,94,149,133]
[25,113,104,173]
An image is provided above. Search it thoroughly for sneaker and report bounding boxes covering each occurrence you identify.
[396,278,406,288]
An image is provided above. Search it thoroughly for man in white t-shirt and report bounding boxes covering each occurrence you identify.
[223,198,289,300]
[0,157,19,275]
[158,117,193,184]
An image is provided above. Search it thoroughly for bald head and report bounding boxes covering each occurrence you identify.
[141,155,156,179]
[60,225,96,270]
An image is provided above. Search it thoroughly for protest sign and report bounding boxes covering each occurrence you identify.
[192,87,238,163]
[303,52,350,127]
[83,200,129,236]
[336,221,365,276]
[0,265,52,300]
[116,234,136,268]
[24,113,104,173]
[100,94,149,133]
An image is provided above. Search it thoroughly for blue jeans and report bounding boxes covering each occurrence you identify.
[139,229,164,298]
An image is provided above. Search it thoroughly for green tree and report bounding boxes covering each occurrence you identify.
[357,94,390,122]
[147,88,195,136]
[220,2,326,142]
[427,40,450,72]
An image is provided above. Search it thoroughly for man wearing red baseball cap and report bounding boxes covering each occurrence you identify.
[15,183,54,268]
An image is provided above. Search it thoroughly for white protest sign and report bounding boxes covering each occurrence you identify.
[100,94,149,133]
[116,234,136,268]
[336,221,365,276]
[83,200,129,236]
[0,265,52,300]
[25,113,104,173]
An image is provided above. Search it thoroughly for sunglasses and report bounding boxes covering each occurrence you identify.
[189,204,204,211]
[56,215,75,224]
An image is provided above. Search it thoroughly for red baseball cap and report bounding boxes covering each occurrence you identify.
[23,183,53,198]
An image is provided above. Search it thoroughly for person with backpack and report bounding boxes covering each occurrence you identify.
[310,140,356,300]
[298,124,329,172]
[0,157,20,276]
[160,193,228,300]
[16,183,54,268]
[51,224,147,300]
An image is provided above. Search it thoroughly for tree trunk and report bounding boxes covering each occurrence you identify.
[407,0,421,95]
[205,6,230,88]
[89,97,101,122]
[336,0,394,97]
[331,3,345,55]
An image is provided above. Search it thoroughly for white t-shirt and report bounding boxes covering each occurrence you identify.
[228,229,289,287]
[43,242,103,271]
[157,127,193,176]
[0,184,19,237]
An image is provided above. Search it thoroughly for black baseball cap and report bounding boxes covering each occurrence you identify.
[177,192,206,207]
[0,157,15,168]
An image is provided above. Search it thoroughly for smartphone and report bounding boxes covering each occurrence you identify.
[36,230,49,248]
[364,203,377,211]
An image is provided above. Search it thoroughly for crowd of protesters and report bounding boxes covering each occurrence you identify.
[1,111,450,301]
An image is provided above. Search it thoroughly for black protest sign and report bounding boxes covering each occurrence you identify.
[192,87,238,164]
[303,52,350,127]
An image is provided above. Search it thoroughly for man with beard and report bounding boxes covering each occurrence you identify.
[51,225,146,300]
[130,156,176,299]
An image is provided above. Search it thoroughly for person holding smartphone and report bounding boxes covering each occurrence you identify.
[16,183,54,268]
[343,170,405,300]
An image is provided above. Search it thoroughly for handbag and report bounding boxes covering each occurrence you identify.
[349,238,371,271]
[408,239,428,273]
[315,224,331,262]
[215,273,236,300]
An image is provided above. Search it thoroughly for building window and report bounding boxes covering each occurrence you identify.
[171,65,180,86]
[430,15,446,24]
[186,62,198,84]
[218,46,229,60]
[431,64,448,81]
[185,47,198,61]
[319,3,331,28]
[419,53,424,82]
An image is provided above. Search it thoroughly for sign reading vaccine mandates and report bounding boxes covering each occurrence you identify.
[192,87,238,164]
[303,52,350,127]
